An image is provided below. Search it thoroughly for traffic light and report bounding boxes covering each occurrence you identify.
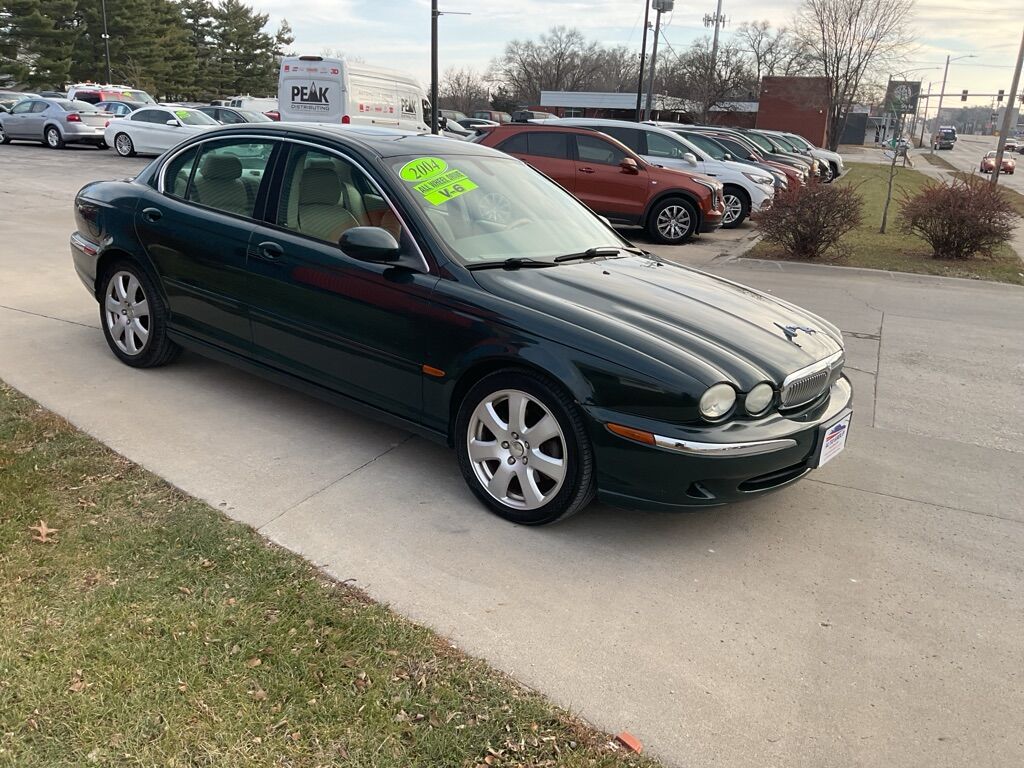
[960,89,968,101]
[997,89,1004,102]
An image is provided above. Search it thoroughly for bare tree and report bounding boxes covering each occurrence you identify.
[796,0,915,149]
[488,26,607,103]
[734,21,813,87]
[658,37,756,121]
[590,44,641,92]
[438,66,490,114]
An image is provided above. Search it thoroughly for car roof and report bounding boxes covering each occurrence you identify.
[180,122,507,159]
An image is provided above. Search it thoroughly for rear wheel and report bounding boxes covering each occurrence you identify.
[45,126,64,149]
[99,261,180,368]
[721,186,749,229]
[114,132,135,157]
[0,124,9,144]
[455,370,595,525]
[647,197,698,244]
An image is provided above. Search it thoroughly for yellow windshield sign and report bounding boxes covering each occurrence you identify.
[400,157,477,206]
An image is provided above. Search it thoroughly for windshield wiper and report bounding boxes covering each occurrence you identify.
[466,257,558,271]
[554,246,642,263]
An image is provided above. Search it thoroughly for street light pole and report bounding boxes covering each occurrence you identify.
[643,0,673,121]
[100,0,112,84]
[929,55,951,155]
[991,26,1024,187]
[635,0,651,122]
[430,0,439,134]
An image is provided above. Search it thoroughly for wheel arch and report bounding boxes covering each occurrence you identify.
[93,246,167,306]
[721,182,751,206]
[641,189,703,228]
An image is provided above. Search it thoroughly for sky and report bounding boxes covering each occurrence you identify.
[251,0,1023,108]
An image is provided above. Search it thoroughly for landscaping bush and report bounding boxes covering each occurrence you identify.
[755,179,864,259]
[899,175,1019,260]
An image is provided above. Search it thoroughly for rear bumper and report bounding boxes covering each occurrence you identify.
[70,232,100,295]
[62,124,106,144]
[588,375,853,511]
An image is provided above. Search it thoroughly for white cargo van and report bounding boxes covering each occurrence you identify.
[278,55,428,131]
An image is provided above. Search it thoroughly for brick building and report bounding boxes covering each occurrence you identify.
[755,76,831,146]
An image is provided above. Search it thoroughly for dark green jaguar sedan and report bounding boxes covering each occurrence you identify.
[71,123,852,525]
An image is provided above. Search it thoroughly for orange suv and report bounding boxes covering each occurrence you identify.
[476,124,725,244]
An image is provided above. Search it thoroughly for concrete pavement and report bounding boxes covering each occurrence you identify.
[1,143,1023,768]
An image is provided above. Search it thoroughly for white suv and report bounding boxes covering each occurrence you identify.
[67,83,156,105]
[552,118,774,228]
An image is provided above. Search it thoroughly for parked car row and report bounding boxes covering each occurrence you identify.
[69,121,853,524]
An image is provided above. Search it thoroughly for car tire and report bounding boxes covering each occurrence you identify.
[647,197,698,244]
[45,126,64,149]
[99,260,180,368]
[821,163,835,183]
[0,124,9,144]
[455,369,595,525]
[721,186,750,229]
[114,133,136,157]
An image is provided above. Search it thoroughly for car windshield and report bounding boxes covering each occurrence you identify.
[388,153,627,265]
[237,109,272,122]
[770,135,799,151]
[116,90,155,104]
[172,109,218,126]
[680,132,729,160]
[744,132,775,153]
[986,151,998,158]
[784,134,812,150]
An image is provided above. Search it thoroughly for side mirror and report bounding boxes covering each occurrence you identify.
[723,152,733,161]
[619,157,640,174]
[166,119,179,127]
[339,227,401,263]
[683,152,698,167]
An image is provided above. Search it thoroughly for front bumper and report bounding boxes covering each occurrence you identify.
[700,210,724,233]
[587,375,853,511]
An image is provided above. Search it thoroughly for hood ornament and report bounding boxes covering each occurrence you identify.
[775,323,817,344]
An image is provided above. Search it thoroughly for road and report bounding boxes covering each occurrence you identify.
[1,143,1023,768]
[937,133,1024,194]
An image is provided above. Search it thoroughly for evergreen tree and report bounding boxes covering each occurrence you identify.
[2,0,77,89]
[211,0,275,96]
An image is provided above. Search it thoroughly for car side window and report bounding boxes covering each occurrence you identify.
[276,146,404,246]
[575,134,626,166]
[218,110,244,125]
[185,140,275,218]
[132,110,161,123]
[496,133,529,154]
[31,101,50,113]
[10,101,34,114]
[598,126,644,153]
[528,132,570,159]
[646,132,688,159]
[163,146,200,199]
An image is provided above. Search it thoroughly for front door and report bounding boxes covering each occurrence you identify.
[135,137,279,352]
[3,100,35,138]
[572,133,650,223]
[496,130,577,192]
[245,143,440,423]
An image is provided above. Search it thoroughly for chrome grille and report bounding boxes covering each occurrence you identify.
[780,369,829,407]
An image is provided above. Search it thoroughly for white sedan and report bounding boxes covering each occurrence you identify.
[105,105,219,157]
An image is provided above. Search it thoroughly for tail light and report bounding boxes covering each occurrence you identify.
[104,120,110,128]
[66,113,82,122]
[341,114,350,124]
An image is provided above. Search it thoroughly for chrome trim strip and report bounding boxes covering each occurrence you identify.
[70,232,98,255]
[739,467,811,493]
[782,349,844,390]
[651,435,798,458]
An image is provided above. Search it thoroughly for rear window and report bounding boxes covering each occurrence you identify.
[60,100,99,112]
[496,133,529,154]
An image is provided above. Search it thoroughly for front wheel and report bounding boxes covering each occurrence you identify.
[45,126,64,149]
[455,370,595,525]
[99,261,180,368]
[721,186,750,229]
[647,197,698,244]
[0,124,9,144]
[114,132,135,157]
[821,163,835,183]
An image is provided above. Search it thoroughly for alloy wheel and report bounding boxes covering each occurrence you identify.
[466,389,567,511]
[46,128,60,148]
[656,204,692,241]
[115,134,133,156]
[822,163,834,182]
[104,271,150,356]
[722,194,743,225]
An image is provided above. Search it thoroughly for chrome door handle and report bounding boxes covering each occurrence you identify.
[255,241,283,261]
[141,207,162,222]
[578,167,596,174]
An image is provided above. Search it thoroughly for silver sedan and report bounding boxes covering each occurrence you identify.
[0,98,109,149]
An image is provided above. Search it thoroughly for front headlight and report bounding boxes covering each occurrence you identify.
[743,171,774,187]
[699,383,737,420]
[745,383,775,416]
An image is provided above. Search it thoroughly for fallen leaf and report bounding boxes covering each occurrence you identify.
[68,670,87,693]
[246,657,262,668]
[177,681,188,692]
[251,688,268,702]
[29,520,58,543]
[290,731,301,741]
[178,586,192,596]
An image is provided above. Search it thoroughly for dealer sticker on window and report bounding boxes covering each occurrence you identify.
[399,157,478,206]
[817,413,851,468]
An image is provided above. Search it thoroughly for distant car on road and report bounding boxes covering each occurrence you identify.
[932,126,957,150]
[979,151,1015,174]
[197,106,273,124]
[105,105,219,157]
[0,98,108,149]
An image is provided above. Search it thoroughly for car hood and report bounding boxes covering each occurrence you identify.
[473,255,844,387]
[810,147,842,164]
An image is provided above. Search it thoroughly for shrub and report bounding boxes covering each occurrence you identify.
[755,179,863,259]
[899,175,1019,260]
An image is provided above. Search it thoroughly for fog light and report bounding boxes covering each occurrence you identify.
[745,382,774,416]
[699,384,736,420]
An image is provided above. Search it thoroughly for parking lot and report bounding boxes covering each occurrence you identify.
[1,142,1023,767]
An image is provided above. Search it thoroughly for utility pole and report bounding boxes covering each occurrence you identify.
[991,26,1024,187]
[918,82,931,148]
[430,0,439,134]
[635,0,651,122]
[100,0,112,84]
[704,0,726,81]
[643,0,673,120]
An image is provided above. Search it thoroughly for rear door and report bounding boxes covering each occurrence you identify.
[495,131,576,192]
[572,133,649,222]
[135,137,280,352]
